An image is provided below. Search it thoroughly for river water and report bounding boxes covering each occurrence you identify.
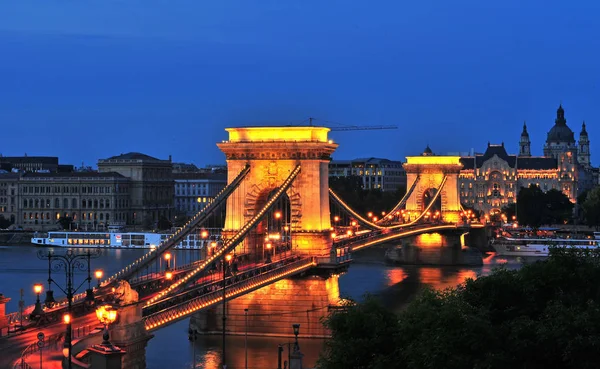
[0,245,530,369]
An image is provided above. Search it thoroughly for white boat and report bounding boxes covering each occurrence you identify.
[31,229,222,249]
[492,235,600,257]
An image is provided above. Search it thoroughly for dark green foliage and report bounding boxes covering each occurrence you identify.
[582,186,600,228]
[329,176,406,216]
[544,189,574,225]
[319,250,600,369]
[517,184,547,228]
[501,203,516,221]
[0,215,13,229]
[157,216,172,230]
[57,216,73,230]
[174,215,190,228]
[517,185,573,228]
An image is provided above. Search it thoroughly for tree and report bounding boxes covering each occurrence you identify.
[319,250,600,369]
[501,203,516,221]
[318,297,400,369]
[174,215,190,228]
[0,215,13,229]
[57,216,73,230]
[544,189,574,225]
[517,185,546,228]
[157,216,172,231]
[582,186,600,229]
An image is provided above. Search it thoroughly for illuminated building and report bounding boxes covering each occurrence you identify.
[329,158,406,191]
[458,104,597,214]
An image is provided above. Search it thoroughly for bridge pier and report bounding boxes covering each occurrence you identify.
[384,232,483,266]
[109,304,154,369]
[189,274,340,338]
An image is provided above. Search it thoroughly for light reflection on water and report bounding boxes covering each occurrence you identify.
[0,246,535,368]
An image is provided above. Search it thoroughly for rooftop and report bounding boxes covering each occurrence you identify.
[101,152,166,162]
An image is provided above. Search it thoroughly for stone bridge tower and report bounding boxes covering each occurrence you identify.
[403,153,463,223]
[217,126,338,256]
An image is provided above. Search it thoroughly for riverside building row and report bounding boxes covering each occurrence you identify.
[0,153,226,230]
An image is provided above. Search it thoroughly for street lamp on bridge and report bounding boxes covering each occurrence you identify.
[95,305,118,349]
[38,249,100,369]
[222,253,234,369]
[30,283,44,320]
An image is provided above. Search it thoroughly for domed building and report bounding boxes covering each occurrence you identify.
[458,104,597,215]
[543,104,578,160]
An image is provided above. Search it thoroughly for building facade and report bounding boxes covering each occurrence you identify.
[458,105,596,215]
[329,158,407,191]
[98,152,174,227]
[12,172,130,231]
[0,173,20,226]
[0,156,59,173]
[174,173,227,216]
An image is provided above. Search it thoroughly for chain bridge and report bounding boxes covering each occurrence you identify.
[3,126,485,368]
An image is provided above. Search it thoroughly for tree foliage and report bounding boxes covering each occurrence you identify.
[174,215,190,228]
[516,185,573,228]
[57,216,73,230]
[319,250,600,369]
[0,215,13,229]
[582,186,600,228]
[329,176,406,216]
[157,216,172,231]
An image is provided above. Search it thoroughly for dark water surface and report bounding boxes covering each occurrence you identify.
[0,245,531,368]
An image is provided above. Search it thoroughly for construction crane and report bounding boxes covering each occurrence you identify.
[307,117,397,131]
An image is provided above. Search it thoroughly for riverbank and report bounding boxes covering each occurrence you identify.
[0,232,33,246]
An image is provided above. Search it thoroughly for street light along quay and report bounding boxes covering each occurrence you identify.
[38,248,101,369]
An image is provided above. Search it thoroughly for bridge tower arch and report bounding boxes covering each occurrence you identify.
[217,126,338,256]
[403,151,463,223]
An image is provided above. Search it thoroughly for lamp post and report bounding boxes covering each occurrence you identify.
[189,328,198,368]
[94,270,103,288]
[164,252,171,270]
[292,324,300,352]
[30,283,44,320]
[244,308,248,369]
[38,249,100,369]
[222,253,233,369]
[265,243,273,264]
[95,305,118,349]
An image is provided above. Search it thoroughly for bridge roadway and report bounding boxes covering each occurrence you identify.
[334,222,485,252]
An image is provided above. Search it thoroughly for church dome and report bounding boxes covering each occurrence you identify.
[546,104,575,143]
[422,145,434,156]
[547,124,575,143]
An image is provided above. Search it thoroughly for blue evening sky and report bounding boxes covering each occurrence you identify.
[1,1,599,167]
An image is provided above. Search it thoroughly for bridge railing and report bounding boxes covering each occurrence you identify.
[12,323,97,369]
[144,256,316,331]
[143,253,304,314]
[375,175,420,225]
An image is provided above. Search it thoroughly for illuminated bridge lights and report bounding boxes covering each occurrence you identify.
[146,165,301,307]
[101,165,251,288]
[144,258,315,331]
